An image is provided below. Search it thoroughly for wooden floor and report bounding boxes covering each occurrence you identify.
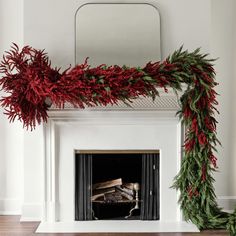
[0,216,229,236]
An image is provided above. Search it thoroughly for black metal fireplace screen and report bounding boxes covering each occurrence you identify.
[75,152,159,220]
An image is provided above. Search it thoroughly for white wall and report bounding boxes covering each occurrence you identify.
[21,127,44,220]
[232,0,236,197]
[0,0,236,217]
[0,0,24,214]
[210,0,236,210]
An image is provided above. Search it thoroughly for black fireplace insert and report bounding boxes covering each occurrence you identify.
[75,152,159,220]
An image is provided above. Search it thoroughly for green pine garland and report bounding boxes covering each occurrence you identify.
[170,48,233,233]
[227,209,236,235]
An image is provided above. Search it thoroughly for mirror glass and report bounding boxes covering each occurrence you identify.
[75,4,161,67]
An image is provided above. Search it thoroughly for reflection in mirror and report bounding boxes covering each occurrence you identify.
[75,4,161,67]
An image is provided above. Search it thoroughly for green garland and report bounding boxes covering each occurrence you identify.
[0,45,235,234]
[227,209,236,235]
[169,49,233,234]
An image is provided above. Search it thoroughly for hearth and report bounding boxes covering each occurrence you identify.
[75,152,159,221]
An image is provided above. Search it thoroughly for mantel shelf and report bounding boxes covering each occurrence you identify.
[49,89,182,112]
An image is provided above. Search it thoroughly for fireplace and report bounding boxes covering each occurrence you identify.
[75,151,159,221]
[35,104,199,232]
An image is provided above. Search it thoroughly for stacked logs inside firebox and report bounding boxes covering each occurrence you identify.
[92,178,136,203]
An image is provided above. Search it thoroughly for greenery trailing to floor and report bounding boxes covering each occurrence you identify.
[0,44,235,234]
[227,209,236,236]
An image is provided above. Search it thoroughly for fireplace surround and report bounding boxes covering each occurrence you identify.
[35,94,199,233]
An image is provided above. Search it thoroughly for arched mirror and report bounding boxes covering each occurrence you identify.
[75,3,161,67]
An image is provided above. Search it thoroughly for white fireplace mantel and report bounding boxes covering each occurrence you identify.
[35,95,199,233]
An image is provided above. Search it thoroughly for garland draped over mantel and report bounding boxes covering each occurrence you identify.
[0,44,235,235]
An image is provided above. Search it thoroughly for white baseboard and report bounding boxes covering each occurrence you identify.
[0,211,21,215]
[0,199,22,215]
[20,203,42,221]
[217,196,236,211]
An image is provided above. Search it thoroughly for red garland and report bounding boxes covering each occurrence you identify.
[201,164,207,182]
[198,132,207,146]
[187,185,199,198]
[191,117,198,135]
[184,138,195,152]
[209,151,218,168]
[0,44,171,129]
[0,44,61,128]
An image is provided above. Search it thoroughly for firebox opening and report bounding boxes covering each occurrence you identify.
[75,151,159,221]
[92,154,142,220]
